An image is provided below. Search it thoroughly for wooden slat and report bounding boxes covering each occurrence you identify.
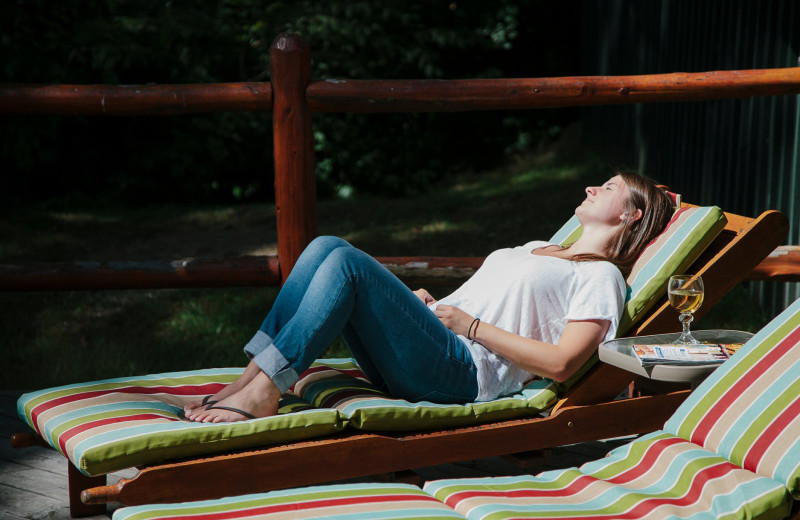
[744,245,800,282]
[0,83,272,115]
[2,246,798,292]
[306,68,800,113]
[0,257,281,291]
[2,68,798,117]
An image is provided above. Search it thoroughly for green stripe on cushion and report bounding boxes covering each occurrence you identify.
[619,206,725,334]
[665,297,800,494]
[112,482,466,520]
[549,206,726,336]
[551,206,726,393]
[296,359,557,431]
[424,431,791,520]
[549,215,583,247]
[17,369,345,476]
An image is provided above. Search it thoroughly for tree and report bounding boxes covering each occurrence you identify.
[0,0,579,208]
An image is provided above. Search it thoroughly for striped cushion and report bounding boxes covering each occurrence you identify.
[665,297,800,494]
[111,482,466,520]
[16,369,346,476]
[294,358,557,431]
[550,206,726,335]
[424,431,791,520]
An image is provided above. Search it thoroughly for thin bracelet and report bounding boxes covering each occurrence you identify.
[467,318,481,340]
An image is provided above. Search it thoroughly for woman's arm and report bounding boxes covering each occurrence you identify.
[433,304,609,382]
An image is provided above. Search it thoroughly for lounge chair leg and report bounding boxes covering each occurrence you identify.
[392,470,424,486]
[370,470,424,487]
[502,449,551,468]
[789,499,800,520]
[68,462,106,518]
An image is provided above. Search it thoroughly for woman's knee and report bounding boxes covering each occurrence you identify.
[299,236,351,264]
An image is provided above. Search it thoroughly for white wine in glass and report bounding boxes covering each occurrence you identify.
[668,275,705,344]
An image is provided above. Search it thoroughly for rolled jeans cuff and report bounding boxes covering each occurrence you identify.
[243,331,300,394]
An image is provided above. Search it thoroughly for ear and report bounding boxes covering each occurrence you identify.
[621,208,643,222]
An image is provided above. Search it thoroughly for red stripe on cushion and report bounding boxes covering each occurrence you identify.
[442,474,597,507]
[642,206,690,249]
[606,437,685,484]
[691,328,800,446]
[30,383,224,431]
[444,462,739,519]
[145,493,443,519]
[742,395,800,473]
[318,388,385,408]
[439,437,692,506]
[290,366,369,392]
[57,413,169,454]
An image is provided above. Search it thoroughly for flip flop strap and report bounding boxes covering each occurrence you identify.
[205,405,256,420]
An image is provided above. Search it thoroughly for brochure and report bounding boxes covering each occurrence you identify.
[632,343,742,366]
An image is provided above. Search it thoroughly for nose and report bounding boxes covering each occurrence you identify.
[585,186,598,196]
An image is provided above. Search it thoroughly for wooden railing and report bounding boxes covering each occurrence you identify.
[1,33,799,291]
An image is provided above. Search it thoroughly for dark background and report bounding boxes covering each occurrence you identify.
[1,1,581,209]
[2,0,799,309]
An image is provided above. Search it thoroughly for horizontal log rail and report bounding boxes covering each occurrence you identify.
[0,83,273,115]
[1,246,797,292]
[1,34,799,290]
[746,245,800,282]
[306,68,800,113]
[3,68,800,116]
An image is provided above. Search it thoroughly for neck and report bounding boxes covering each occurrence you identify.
[567,223,620,256]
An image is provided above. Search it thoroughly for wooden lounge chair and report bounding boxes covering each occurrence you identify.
[111,295,800,520]
[11,203,788,517]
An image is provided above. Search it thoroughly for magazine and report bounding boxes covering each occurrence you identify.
[632,343,742,366]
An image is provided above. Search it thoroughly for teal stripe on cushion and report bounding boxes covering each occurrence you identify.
[17,368,246,432]
[74,407,344,476]
[666,298,800,432]
[296,359,557,432]
[549,207,726,337]
[665,298,800,493]
[112,483,466,520]
[424,432,791,520]
[17,369,347,476]
[549,214,582,246]
[618,206,726,335]
[551,206,725,392]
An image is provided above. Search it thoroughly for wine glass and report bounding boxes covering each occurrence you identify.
[668,275,705,345]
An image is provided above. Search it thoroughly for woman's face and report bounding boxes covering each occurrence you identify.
[576,175,631,227]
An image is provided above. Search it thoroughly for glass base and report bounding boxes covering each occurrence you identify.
[673,332,702,345]
[675,312,701,344]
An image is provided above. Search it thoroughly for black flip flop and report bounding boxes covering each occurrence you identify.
[205,405,256,420]
[177,395,219,421]
[201,395,219,407]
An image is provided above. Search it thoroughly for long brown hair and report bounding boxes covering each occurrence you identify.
[569,171,675,277]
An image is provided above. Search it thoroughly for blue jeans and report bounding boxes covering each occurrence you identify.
[243,236,478,403]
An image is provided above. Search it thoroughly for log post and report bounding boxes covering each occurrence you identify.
[270,33,317,284]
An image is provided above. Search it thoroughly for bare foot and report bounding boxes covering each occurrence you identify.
[184,361,262,414]
[186,371,281,423]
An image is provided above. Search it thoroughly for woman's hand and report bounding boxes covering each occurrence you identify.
[414,288,437,305]
[433,304,473,337]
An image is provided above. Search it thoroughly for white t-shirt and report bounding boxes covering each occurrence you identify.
[429,240,626,401]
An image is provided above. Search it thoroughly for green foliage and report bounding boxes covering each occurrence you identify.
[1,0,579,208]
[0,154,770,389]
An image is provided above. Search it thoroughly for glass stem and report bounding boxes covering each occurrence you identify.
[681,313,693,336]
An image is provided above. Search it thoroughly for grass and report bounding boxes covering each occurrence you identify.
[0,151,771,390]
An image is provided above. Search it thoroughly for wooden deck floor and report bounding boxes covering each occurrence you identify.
[1,390,633,519]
